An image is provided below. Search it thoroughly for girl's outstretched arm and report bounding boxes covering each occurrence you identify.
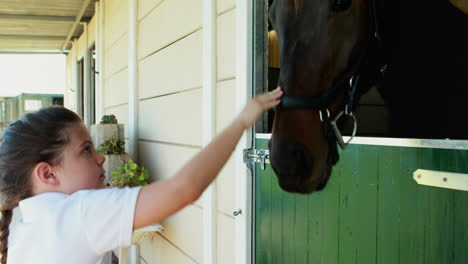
[133,88,282,229]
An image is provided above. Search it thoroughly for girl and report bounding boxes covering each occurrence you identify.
[0,87,283,264]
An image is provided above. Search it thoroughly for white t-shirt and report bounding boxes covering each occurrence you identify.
[7,186,142,264]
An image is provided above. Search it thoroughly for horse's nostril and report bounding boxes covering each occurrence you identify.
[269,141,314,190]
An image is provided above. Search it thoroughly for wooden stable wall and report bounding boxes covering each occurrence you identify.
[137,0,237,263]
[66,0,241,263]
[255,137,468,264]
[103,0,130,146]
[137,0,205,262]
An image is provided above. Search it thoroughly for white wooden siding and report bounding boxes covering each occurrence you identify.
[138,0,163,21]
[103,68,129,108]
[138,136,204,209]
[217,0,235,14]
[138,141,199,182]
[215,79,236,133]
[88,15,96,47]
[65,52,75,111]
[215,80,237,215]
[216,157,235,215]
[104,104,129,140]
[76,31,86,59]
[139,233,198,263]
[137,0,202,60]
[138,30,202,100]
[160,205,204,263]
[104,0,128,49]
[217,213,236,264]
[217,9,236,81]
[138,89,202,146]
[103,34,128,79]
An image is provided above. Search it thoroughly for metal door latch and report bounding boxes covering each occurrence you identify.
[243,148,270,170]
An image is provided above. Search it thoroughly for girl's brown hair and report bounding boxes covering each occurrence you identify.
[0,107,81,264]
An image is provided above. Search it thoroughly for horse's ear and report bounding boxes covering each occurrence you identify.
[331,0,352,12]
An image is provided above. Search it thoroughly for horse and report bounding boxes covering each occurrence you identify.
[267,0,468,194]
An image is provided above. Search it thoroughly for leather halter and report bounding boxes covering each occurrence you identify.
[277,0,383,165]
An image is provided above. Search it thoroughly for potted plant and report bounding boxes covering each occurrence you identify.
[100,114,118,124]
[90,115,125,149]
[108,161,161,264]
[108,160,149,188]
[98,135,131,185]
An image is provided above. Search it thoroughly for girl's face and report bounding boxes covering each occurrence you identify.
[54,122,106,194]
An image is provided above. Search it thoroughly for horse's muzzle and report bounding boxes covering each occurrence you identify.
[269,140,317,193]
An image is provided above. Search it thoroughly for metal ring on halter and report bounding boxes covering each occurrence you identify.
[318,109,331,122]
[331,110,358,150]
[348,114,358,139]
[349,76,354,88]
[345,105,353,116]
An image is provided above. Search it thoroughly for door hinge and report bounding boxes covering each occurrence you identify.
[243,148,270,170]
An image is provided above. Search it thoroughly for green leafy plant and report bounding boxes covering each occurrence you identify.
[109,160,149,188]
[100,114,118,124]
[97,135,125,154]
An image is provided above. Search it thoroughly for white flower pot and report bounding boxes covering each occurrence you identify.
[102,153,131,185]
[89,124,125,149]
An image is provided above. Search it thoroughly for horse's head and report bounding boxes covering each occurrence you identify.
[268,0,378,193]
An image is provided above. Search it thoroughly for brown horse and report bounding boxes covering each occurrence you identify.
[268,0,468,193]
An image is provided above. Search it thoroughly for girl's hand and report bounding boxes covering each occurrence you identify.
[238,87,283,129]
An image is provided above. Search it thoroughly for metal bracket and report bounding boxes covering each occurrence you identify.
[413,169,468,191]
[243,148,270,170]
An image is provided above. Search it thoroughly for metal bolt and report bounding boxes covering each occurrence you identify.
[443,177,447,182]
[417,174,421,179]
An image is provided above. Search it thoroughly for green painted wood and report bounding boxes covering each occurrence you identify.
[271,171,284,264]
[425,149,455,264]
[282,188,296,263]
[454,152,468,263]
[355,146,378,263]
[307,166,340,264]
[294,193,309,264]
[306,190,324,264]
[319,168,340,264]
[398,147,425,264]
[337,145,378,264]
[338,145,360,264]
[256,164,273,263]
[255,139,271,264]
[255,138,468,264]
[376,146,401,264]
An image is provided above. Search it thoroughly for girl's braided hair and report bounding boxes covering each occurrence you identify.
[0,107,81,264]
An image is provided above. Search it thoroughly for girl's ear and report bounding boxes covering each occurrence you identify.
[33,162,60,186]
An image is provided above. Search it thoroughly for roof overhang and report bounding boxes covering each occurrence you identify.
[0,0,95,54]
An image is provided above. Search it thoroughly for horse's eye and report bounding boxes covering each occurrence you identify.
[331,0,352,12]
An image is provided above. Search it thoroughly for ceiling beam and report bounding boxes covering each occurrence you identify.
[61,0,91,53]
[0,34,66,41]
[0,50,66,54]
[0,14,75,22]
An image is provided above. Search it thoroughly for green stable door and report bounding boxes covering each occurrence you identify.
[254,136,468,264]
